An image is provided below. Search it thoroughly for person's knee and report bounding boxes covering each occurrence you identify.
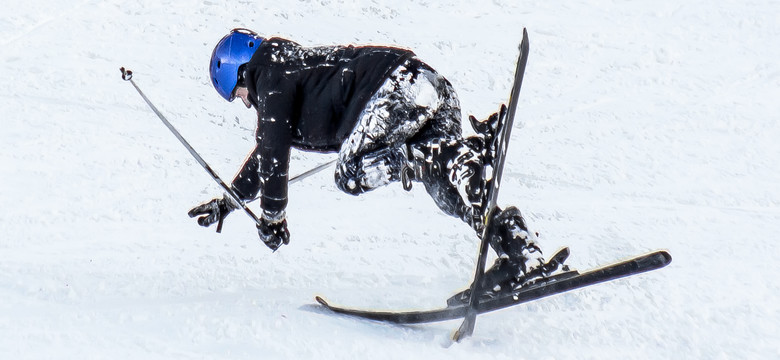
[334,163,364,196]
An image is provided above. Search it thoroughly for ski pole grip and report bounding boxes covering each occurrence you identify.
[120,67,133,81]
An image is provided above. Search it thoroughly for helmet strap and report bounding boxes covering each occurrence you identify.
[236,64,248,88]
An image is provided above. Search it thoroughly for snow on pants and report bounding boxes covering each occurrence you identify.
[334,57,462,195]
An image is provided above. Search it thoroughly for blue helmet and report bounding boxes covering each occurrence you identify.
[209,28,264,101]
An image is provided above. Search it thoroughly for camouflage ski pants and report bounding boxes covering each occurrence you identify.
[334,57,462,195]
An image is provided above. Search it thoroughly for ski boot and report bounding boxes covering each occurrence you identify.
[468,104,507,164]
[447,207,570,306]
[468,105,504,146]
[484,206,570,294]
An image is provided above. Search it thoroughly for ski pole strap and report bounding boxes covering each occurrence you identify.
[216,212,226,233]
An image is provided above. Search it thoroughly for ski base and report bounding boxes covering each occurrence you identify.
[316,249,671,324]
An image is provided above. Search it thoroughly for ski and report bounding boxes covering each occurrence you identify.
[316,249,671,324]
[453,27,531,341]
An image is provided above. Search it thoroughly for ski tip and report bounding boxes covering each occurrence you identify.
[519,28,530,53]
[658,250,673,265]
[641,249,673,270]
[556,246,571,257]
[315,296,329,307]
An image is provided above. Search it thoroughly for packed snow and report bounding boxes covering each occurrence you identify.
[1,0,778,359]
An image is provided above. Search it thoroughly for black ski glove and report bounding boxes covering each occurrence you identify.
[257,211,290,251]
[188,194,239,228]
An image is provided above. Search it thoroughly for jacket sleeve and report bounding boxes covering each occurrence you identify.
[231,75,295,216]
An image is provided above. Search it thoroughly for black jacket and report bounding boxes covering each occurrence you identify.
[231,37,414,214]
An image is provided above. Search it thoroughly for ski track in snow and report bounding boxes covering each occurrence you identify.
[1,0,779,359]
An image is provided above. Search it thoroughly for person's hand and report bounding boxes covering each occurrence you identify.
[188,194,239,227]
[257,212,290,251]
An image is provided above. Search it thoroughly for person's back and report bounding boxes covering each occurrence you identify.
[243,37,415,151]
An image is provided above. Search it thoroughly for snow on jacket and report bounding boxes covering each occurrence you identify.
[231,37,414,215]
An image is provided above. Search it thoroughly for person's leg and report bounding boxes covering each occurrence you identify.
[335,58,564,290]
[335,58,455,194]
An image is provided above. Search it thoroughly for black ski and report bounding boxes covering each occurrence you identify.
[316,250,671,324]
[452,27,531,341]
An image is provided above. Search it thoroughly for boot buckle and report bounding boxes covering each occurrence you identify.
[401,165,414,191]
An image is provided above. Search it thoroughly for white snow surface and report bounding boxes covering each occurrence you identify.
[2,1,779,359]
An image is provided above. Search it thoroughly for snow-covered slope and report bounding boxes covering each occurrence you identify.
[2,1,778,358]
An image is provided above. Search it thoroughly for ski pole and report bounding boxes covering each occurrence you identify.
[249,159,337,204]
[120,67,260,234]
[120,67,336,232]
[120,67,336,231]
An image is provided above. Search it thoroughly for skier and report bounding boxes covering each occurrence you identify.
[188,28,563,291]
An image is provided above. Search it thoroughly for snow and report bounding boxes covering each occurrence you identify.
[2,0,779,359]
